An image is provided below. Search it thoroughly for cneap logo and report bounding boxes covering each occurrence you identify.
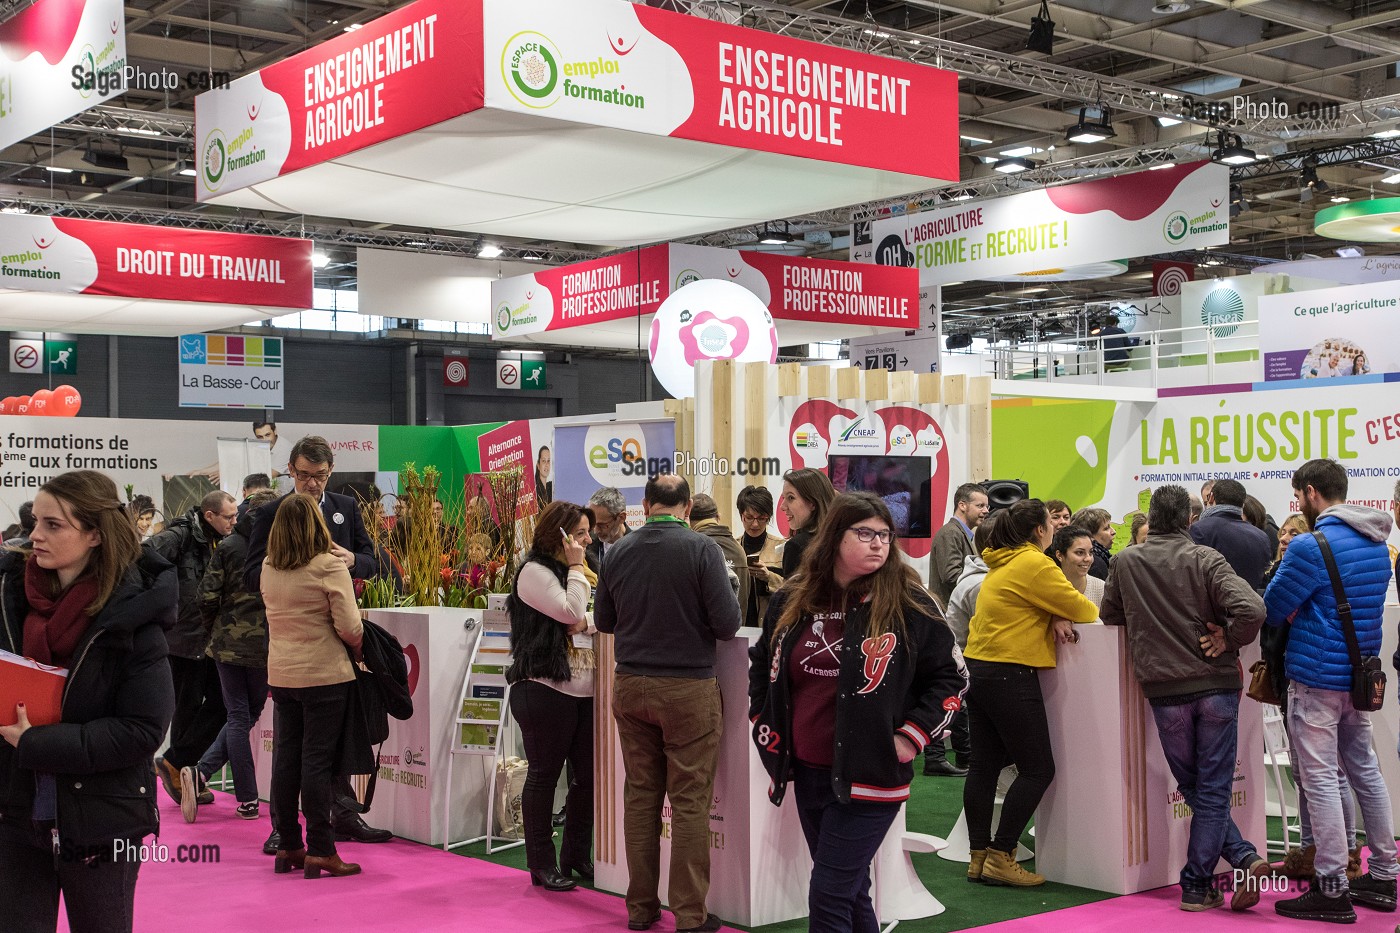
[502,31,563,109]
[838,418,877,443]
[1163,211,1190,244]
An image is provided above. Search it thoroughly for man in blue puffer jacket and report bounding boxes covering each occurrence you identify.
[1264,459,1397,924]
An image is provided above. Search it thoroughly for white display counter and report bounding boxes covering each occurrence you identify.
[1372,603,1400,820]
[1035,623,1268,894]
[251,606,489,846]
[593,627,946,928]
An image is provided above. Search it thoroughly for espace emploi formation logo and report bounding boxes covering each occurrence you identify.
[501,30,646,113]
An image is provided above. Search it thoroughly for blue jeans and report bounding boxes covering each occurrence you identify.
[1281,693,1355,849]
[1288,682,1398,887]
[792,764,899,933]
[197,662,269,804]
[1150,691,1258,896]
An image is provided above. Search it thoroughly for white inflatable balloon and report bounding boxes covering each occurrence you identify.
[648,279,778,399]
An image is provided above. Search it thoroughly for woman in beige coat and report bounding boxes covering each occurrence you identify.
[262,494,364,879]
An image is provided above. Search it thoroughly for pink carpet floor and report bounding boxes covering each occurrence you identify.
[59,792,1399,932]
[59,792,675,933]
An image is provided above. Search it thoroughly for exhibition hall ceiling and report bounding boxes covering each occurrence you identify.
[3,0,1400,331]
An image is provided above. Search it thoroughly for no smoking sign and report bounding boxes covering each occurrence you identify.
[496,359,519,389]
[10,339,43,373]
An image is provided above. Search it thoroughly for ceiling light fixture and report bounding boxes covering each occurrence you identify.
[343,23,362,32]
[1065,106,1115,144]
[999,145,1044,158]
[1330,195,1350,203]
[1,205,30,215]
[1336,246,1365,258]
[1382,172,1400,184]
[45,166,73,174]
[1211,131,1257,166]
[1026,0,1055,54]
[178,168,197,177]
[1154,114,1183,127]
[81,147,128,172]
[959,134,993,145]
[477,243,504,259]
[1301,157,1330,195]
[993,157,1035,174]
[312,251,331,268]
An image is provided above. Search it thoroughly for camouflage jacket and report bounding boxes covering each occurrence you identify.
[198,516,267,668]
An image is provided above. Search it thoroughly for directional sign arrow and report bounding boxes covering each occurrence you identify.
[901,357,908,367]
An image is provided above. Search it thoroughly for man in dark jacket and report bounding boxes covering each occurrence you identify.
[594,474,740,933]
[1101,484,1268,912]
[1189,478,1273,590]
[147,490,236,811]
[688,494,747,613]
[242,435,388,849]
[585,486,629,578]
[1264,459,1397,923]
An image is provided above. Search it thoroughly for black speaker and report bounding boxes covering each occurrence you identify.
[982,479,1029,512]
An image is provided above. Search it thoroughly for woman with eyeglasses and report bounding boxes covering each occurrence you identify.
[750,492,967,931]
[963,499,1099,888]
[778,468,837,579]
[505,501,596,892]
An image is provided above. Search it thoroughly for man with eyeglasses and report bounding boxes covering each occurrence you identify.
[585,486,630,578]
[242,435,389,851]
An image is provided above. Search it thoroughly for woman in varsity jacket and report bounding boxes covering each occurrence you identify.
[749,491,967,933]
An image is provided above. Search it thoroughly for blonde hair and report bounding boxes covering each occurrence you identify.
[1276,514,1309,562]
[266,494,332,570]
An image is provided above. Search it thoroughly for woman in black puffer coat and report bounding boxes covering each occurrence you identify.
[0,471,176,933]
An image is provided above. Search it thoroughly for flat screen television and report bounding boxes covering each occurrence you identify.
[826,455,933,538]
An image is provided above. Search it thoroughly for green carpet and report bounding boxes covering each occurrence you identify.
[448,769,1118,932]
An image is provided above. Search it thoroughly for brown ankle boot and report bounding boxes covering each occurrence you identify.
[304,853,362,879]
[980,848,1045,887]
[968,849,987,883]
[1277,845,1315,880]
[273,849,305,874]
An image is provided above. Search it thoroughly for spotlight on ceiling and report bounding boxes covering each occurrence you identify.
[1301,157,1330,194]
[993,156,1035,174]
[1211,131,1257,166]
[477,243,504,259]
[1026,0,1055,54]
[1336,246,1365,259]
[757,222,795,245]
[1155,114,1183,127]
[312,251,331,269]
[1065,106,1115,144]
[1229,183,1250,218]
[81,147,128,172]
[1152,1,1192,13]
[945,333,974,351]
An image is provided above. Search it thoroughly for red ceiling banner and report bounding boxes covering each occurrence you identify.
[1152,260,1195,297]
[0,213,312,307]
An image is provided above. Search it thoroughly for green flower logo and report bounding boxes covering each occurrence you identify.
[1201,287,1245,338]
[502,32,562,109]
[495,303,512,333]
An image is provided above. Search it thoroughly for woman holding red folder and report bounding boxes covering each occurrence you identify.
[0,470,176,933]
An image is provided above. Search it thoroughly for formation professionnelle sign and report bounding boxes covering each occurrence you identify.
[192,0,958,199]
[866,161,1229,286]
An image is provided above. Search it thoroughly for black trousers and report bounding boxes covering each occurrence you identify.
[271,682,350,857]
[925,706,971,762]
[0,816,140,933]
[963,659,1055,854]
[164,655,227,769]
[508,680,594,871]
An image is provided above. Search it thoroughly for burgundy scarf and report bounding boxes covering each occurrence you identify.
[22,558,99,667]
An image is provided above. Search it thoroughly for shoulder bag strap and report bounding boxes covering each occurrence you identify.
[1312,531,1364,672]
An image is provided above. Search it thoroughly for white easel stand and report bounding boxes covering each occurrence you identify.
[873,803,948,931]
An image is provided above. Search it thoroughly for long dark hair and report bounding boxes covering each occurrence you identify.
[988,499,1050,550]
[527,500,586,565]
[36,471,140,614]
[773,492,936,647]
[783,468,836,532]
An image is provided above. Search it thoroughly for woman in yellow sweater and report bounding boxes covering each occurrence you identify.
[962,499,1099,888]
[262,494,364,880]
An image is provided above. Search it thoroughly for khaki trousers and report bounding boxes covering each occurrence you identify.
[612,673,723,929]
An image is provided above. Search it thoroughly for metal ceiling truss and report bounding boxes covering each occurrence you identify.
[664,0,1397,141]
[0,197,601,266]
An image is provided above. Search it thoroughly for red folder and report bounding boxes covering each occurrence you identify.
[0,650,68,726]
